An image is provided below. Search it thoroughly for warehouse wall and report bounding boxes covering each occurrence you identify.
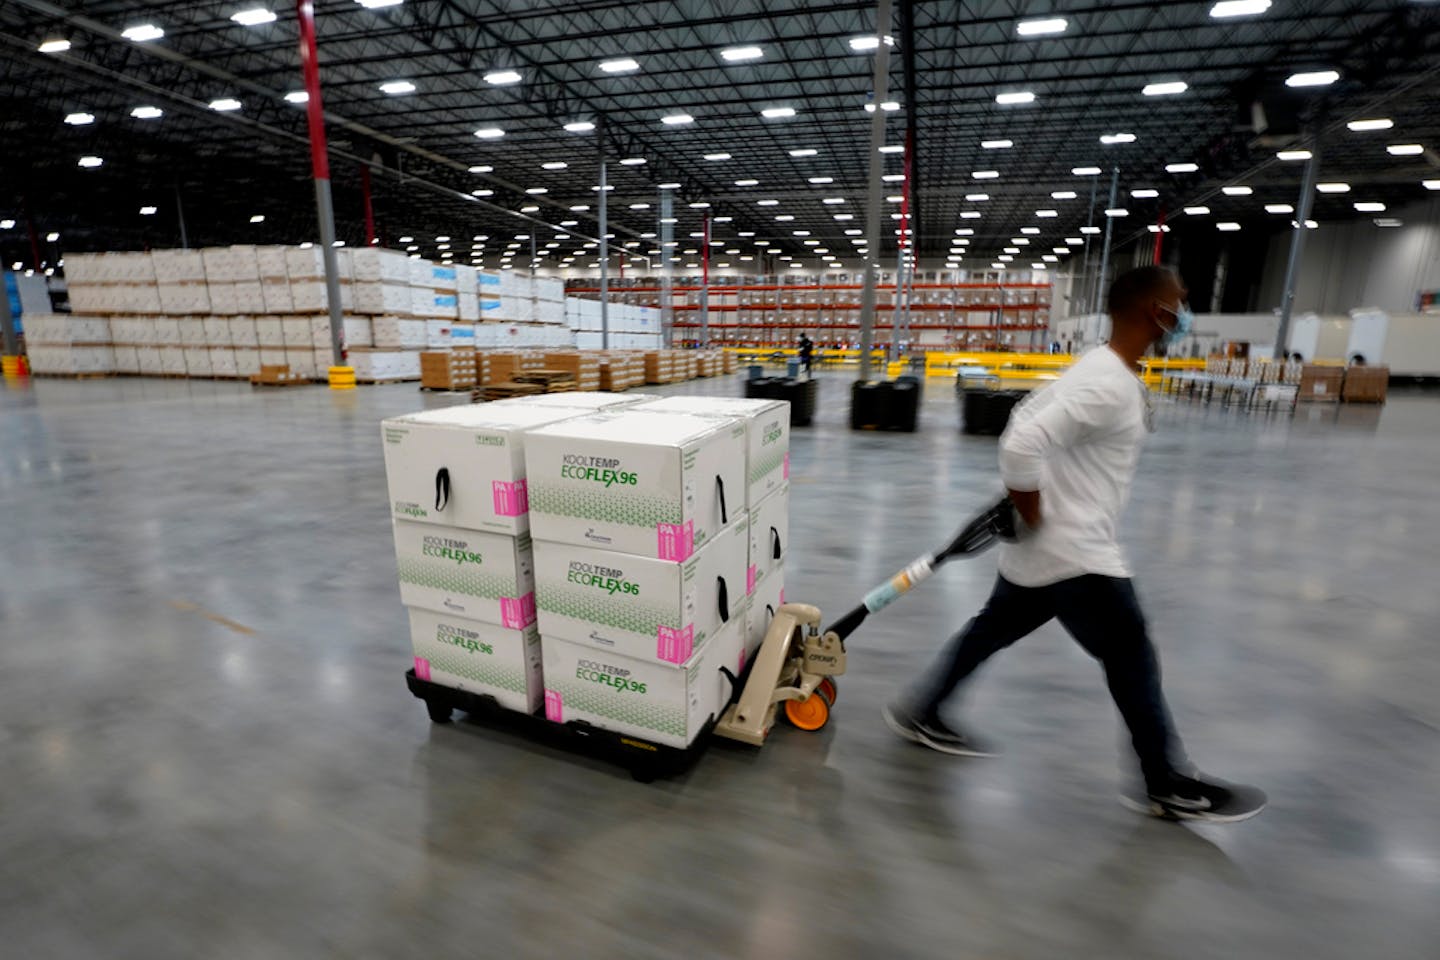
[1257,196,1440,314]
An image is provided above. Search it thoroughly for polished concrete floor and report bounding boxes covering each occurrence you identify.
[1,371,1437,959]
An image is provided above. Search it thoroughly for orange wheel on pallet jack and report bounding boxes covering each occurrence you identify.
[819,677,838,705]
[784,690,831,731]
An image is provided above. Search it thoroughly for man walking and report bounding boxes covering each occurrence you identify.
[885,266,1263,823]
[797,332,815,378]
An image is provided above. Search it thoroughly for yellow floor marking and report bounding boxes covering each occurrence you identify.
[169,599,256,636]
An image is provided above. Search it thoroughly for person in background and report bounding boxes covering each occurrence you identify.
[885,265,1264,824]
[798,332,815,378]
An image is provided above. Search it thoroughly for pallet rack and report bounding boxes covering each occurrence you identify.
[566,276,1053,352]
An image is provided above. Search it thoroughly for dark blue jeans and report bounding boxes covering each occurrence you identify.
[916,574,1186,791]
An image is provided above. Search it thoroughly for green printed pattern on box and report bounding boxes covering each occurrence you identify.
[536,580,679,635]
[552,676,685,738]
[397,557,518,599]
[750,445,786,487]
[528,481,681,528]
[423,649,529,694]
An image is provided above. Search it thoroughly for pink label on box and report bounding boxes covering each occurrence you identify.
[656,520,695,562]
[544,689,563,723]
[783,452,790,479]
[500,593,536,629]
[414,657,432,682]
[657,624,695,664]
[747,565,757,596]
[492,479,529,517]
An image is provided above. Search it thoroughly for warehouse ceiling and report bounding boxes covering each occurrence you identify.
[2,0,1439,275]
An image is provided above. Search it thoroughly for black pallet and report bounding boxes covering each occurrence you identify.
[960,389,1025,436]
[405,669,715,782]
[744,376,818,426]
[850,379,919,432]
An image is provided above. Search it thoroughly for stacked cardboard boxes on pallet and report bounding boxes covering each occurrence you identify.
[636,397,792,666]
[541,352,601,391]
[524,407,749,748]
[420,350,479,390]
[1340,365,1389,403]
[38,246,576,380]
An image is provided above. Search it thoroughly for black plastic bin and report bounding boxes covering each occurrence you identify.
[745,376,818,427]
[961,389,1026,436]
[850,379,919,432]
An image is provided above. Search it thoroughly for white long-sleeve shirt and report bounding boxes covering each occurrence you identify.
[996,346,1150,587]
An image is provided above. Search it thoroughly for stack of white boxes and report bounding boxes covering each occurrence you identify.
[522,403,750,749]
[568,297,665,351]
[381,404,596,712]
[635,397,791,665]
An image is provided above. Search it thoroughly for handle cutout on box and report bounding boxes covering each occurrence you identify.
[770,526,782,561]
[715,476,728,525]
[435,467,451,512]
[717,576,730,623]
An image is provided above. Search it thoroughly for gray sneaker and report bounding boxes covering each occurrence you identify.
[882,703,998,758]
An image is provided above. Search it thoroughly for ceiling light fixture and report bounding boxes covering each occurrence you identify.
[484,70,522,85]
[1276,149,1312,161]
[1073,166,1102,175]
[1353,201,1386,212]
[1222,185,1253,195]
[1051,190,1077,199]
[965,193,989,201]
[121,24,165,42]
[1210,0,1271,17]
[356,0,404,8]
[130,105,164,118]
[721,45,764,62]
[1080,225,1101,234]
[761,106,797,119]
[661,113,694,125]
[139,206,156,215]
[972,170,999,179]
[1142,81,1188,96]
[735,179,758,186]
[981,139,1013,149]
[599,58,639,73]
[1104,207,1128,217]
[809,176,834,184]
[249,214,265,223]
[1019,228,1040,236]
[1216,222,1242,231]
[1036,209,1058,217]
[1166,162,1199,173]
[1131,189,1159,198]
[1184,206,1211,215]
[996,91,1036,105]
[1286,70,1339,88]
[63,112,95,125]
[474,127,505,139]
[1315,182,1350,193]
[1423,180,1440,191]
[789,148,818,157]
[77,155,103,168]
[878,145,904,154]
[1346,118,1393,132]
[38,39,72,53]
[209,98,242,112]
[1387,144,1424,156]
[704,152,731,161]
[379,80,416,95]
[1100,132,1137,144]
[1265,203,1294,214]
[618,157,646,166]
[230,8,277,26]
[563,121,595,132]
[1016,17,1067,36]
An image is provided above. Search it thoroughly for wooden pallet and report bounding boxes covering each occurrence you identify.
[31,371,115,380]
[474,381,545,402]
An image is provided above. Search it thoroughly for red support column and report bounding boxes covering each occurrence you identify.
[1153,208,1166,264]
[360,163,376,246]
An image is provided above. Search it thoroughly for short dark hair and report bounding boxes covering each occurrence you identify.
[1107,265,1175,317]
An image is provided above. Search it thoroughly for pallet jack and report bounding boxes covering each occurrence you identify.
[715,495,1018,744]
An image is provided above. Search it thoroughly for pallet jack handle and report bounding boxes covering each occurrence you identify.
[821,495,1017,645]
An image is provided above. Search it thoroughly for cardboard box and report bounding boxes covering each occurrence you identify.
[1341,365,1389,403]
[540,616,743,748]
[524,410,747,560]
[381,404,586,534]
[1298,364,1344,402]
[636,396,790,508]
[408,608,543,713]
[744,568,785,665]
[392,520,536,628]
[489,390,654,413]
[747,482,788,595]
[533,517,748,665]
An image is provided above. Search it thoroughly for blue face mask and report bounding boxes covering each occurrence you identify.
[1157,301,1194,349]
